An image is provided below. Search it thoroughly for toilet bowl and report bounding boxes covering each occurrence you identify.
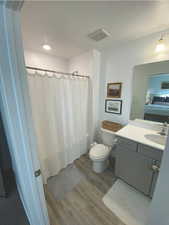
[89,128,117,173]
[89,144,111,173]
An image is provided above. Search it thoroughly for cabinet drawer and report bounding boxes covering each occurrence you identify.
[138,144,163,162]
[117,137,138,152]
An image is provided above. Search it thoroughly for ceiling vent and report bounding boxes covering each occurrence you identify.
[88,28,111,42]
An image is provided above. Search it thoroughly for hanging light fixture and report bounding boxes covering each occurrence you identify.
[155,35,166,53]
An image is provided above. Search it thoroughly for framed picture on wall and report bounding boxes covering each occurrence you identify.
[161,82,169,89]
[107,82,122,98]
[105,99,122,114]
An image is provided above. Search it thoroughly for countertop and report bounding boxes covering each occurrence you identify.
[115,124,166,151]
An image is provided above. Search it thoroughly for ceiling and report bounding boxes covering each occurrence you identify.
[21,1,169,59]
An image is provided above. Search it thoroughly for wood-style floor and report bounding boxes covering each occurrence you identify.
[45,154,125,225]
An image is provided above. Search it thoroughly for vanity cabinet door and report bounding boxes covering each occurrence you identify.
[138,144,162,198]
[115,148,154,195]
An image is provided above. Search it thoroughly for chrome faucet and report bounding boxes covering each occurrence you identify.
[159,122,168,136]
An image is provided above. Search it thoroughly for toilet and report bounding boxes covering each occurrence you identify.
[89,128,116,173]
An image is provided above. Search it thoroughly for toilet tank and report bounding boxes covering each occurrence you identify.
[101,128,116,146]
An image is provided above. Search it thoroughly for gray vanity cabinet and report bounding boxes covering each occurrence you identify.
[115,137,162,197]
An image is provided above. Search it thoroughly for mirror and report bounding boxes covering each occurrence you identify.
[130,60,169,123]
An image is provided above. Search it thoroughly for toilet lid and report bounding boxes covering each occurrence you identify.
[90,144,110,159]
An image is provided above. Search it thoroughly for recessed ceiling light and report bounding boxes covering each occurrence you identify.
[43,44,51,51]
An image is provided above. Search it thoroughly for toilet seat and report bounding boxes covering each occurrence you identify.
[89,144,110,160]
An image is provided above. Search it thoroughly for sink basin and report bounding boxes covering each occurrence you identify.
[144,134,167,146]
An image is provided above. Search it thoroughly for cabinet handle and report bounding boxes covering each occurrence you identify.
[152,165,160,172]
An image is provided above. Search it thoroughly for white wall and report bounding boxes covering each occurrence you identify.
[24,50,69,72]
[100,29,169,125]
[69,51,93,75]
[69,50,101,143]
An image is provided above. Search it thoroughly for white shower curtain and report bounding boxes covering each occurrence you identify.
[28,72,89,183]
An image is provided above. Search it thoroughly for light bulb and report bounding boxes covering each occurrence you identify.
[155,38,165,53]
[43,44,51,51]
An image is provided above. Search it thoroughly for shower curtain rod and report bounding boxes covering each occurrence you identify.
[26,66,89,78]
